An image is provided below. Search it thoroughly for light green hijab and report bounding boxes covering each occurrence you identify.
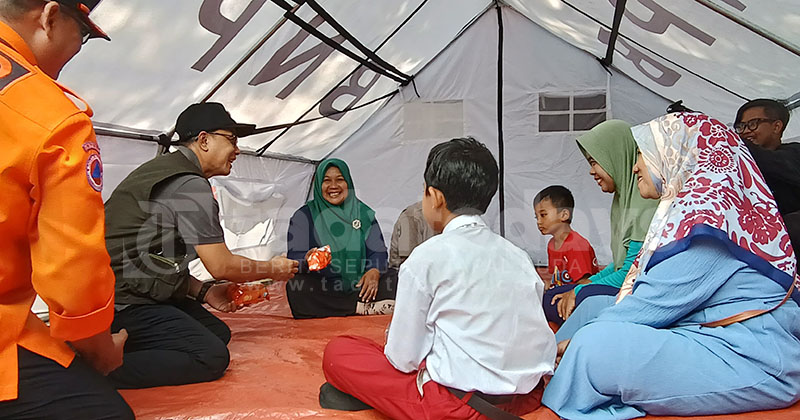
[577,120,658,269]
[307,159,376,292]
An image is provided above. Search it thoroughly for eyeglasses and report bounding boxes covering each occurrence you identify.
[734,118,776,134]
[208,131,239,148]
[51,1,92,44]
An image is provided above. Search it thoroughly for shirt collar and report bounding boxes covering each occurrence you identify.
[176,146,204,173]
[443,214,486,234]
[0,21,38,66]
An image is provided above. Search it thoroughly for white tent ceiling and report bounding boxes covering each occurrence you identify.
[331,5,671,265]
[60,0,800,161]
[34,0,800,316]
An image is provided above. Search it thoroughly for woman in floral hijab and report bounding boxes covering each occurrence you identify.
[543,113,800,419]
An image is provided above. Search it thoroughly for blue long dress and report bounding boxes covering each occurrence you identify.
[542,237,800,419]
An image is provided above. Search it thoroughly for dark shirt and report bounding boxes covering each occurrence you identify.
[287,204,388,281]
[143,146,224,261]
[745,141,800,215]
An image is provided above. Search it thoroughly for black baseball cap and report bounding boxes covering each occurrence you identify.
[174,102,257,142]
[56,1,110,41]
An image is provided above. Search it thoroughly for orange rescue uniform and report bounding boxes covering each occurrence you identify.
[0,22,115,401]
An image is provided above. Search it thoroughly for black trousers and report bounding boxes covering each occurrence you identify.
[109,299,231,389]
[286,268,398,319]
[0,347,134,420]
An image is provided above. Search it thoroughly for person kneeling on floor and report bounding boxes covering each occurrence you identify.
[319,137,557,420]
[104,102,298,389]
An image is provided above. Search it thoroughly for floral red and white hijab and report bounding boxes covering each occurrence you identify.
[617,112,797,303]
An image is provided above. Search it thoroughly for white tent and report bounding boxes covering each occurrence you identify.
[57,0,800,268]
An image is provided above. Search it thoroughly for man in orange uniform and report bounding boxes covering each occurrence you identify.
[0,1,132,418]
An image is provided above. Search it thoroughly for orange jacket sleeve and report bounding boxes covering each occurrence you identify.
[27,113,115,342]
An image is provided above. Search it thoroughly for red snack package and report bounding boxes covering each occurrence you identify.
[307,245,332,271]
[227,280,270,308]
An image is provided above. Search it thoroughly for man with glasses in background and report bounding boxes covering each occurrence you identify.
[0,0,135,418]
[734,98,800,248]
[103,102,299,389]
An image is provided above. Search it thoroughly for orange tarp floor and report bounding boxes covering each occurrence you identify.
[120,283,800,420]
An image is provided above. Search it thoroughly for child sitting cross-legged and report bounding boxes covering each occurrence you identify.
[318,137,556,420]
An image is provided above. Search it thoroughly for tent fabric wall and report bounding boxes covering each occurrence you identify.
[29,0,797,350]
[210,154,315,255]
[59,0,492,159]
[332,5,503,241]
[46,0,799,263]
[193,154,316,279]
[507,0,800,138]
[334,6,669,265]
[97,135,160,202]
[59,0,800,159]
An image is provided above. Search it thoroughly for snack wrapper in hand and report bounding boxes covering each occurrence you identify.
[227,280,271,308]
[307,245,332,271]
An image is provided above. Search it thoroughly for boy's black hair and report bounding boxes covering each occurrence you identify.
[533,185,575,223]
[424,137,498,215]
[735,99,790,135]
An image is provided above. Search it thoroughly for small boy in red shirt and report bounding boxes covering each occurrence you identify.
[533,185,599,325]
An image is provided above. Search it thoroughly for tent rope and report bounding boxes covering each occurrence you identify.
[560,0,748,102]
[254,90,399,155]
[600,0,627,67]
[256,0,429,154]
[271,0,411,84]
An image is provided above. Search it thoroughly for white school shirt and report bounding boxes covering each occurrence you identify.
[384,215,556,395]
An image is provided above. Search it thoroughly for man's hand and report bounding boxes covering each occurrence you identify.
[269,254,299,282]
[205,282,237,312]
[555,339,571,368]
[551,289,577,320]
[69,328,128,375]
[357,268,380,302]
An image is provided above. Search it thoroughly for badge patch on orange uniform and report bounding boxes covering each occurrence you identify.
[0,50,29,92]
[83,142,103,192]
[86,154,103,191]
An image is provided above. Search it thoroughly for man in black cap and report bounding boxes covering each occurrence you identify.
[0,1,133,419]
[104,102,299,389]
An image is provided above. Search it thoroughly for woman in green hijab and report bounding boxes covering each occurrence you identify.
[286,159,396,319]
[548,120,658,322]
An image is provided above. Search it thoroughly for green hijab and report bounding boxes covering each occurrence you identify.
[576,120,658,270]
[307,159,376,292]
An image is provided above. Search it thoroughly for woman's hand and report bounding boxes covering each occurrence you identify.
[555,339,571,368]
[206,282,237,313]
[305,248,316,261]
[551,289,577,320]
[357,268,380,302]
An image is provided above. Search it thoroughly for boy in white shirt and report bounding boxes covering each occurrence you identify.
[319,137,556,420]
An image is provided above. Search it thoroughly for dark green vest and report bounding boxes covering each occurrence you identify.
[105,150,207,305]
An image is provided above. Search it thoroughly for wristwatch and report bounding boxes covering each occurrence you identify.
[196,281,215,303]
